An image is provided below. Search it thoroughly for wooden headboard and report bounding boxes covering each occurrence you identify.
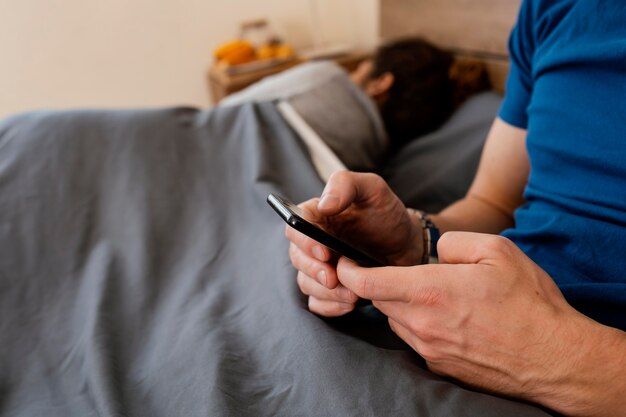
[380,0,521,93]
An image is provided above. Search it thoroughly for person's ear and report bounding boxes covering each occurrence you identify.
[350,60,374,86]
[368,72,394,98]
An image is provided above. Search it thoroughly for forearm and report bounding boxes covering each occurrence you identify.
[534,315,626,416]
[430,192,515,234]
[424,118,529,235]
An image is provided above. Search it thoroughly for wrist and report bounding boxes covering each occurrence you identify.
[407,208,440,264]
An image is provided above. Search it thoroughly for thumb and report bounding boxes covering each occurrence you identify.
[336,257,411,302]
[317,171,388,215]
[437,231,514,265]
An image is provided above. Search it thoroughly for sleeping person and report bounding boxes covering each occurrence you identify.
[222,38,489,175]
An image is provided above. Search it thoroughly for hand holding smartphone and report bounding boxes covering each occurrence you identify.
[267,193,384,267]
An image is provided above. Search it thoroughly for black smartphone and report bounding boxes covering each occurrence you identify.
[267,193,384,267]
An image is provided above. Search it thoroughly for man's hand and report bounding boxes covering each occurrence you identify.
[286,171,423,317]
[337,231,626,417]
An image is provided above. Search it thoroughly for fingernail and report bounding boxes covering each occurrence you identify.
[317,270,327,286]
[318,193,339,210]
[312,245,325,261]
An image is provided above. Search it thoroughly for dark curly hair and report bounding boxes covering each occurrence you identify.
[372,38,488,149]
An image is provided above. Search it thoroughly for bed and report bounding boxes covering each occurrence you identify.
[0,1,556,416]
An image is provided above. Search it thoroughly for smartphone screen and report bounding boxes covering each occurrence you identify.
[267,193,384,267]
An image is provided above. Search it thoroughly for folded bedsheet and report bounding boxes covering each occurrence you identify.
[0,103,551,416]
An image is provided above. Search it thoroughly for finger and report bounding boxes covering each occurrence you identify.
[388,318,426,355]
[296,271,359,304]
[338,257,455,305]
[308,296,355,317]
[371,299,406,320]
[437,231,517,265]
[289,243,339,288]
[374,298,443,341]
[318,171,389,215]
[283,198,334,262]
[388,318,414,343]
[336,257,412,302]
[285,225,333,263]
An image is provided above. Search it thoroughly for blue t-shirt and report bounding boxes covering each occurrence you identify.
[499,0,626,330]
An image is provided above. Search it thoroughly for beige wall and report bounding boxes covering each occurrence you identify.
[0,0,379,118]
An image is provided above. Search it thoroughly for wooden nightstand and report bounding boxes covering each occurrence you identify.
[207,52,370,104]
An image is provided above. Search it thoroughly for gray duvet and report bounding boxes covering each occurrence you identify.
[0,102,551,416]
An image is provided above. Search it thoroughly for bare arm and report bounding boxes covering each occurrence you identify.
[430,117,529,234]
[394,118,626,415]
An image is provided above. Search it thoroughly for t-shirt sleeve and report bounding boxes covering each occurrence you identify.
[499,0,534,129]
